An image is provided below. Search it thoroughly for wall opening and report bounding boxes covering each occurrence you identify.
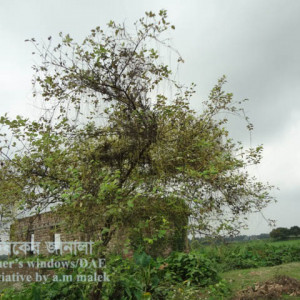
[54,233,61,254]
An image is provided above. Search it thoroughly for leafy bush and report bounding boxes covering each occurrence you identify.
[101,253,161,299]
[208,279,232,299]
[5,242,299,299]
[0,269,94,300]
[1,251,220,300]
[163,252,219,286]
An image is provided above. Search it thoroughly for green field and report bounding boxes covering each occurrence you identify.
[198,238,300,299]
[1,238,300,299]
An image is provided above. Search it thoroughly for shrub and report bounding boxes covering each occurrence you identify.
[164,252,220,286]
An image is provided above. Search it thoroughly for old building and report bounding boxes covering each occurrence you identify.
[9,211,139,256]
[10,211,78,256]
[9,208,188,257]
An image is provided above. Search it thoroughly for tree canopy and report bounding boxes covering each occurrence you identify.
[0,10,274,251]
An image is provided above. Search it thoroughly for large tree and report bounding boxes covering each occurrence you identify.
[289,226,300,237]
[0,10,274,253]
[270,227,290,240]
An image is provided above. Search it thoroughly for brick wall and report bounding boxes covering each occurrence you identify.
[10,211,188,258]
[10,212,82,256]
[9,212,127,257]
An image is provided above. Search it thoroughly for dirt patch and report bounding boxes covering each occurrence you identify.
[233,275,300,299]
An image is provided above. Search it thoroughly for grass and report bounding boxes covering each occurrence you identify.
[213,237,300,248]
[239,238,300,247]
[222,262,300,293]
[196,239,300,299]
[271,238,300,246]
[194,262,300,299]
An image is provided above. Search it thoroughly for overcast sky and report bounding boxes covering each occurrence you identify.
[1,0,300,235]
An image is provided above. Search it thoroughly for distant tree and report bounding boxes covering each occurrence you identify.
[270,227,290,240]
[289,226,300,237]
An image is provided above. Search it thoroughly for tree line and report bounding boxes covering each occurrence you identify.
[270,226,300,240]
